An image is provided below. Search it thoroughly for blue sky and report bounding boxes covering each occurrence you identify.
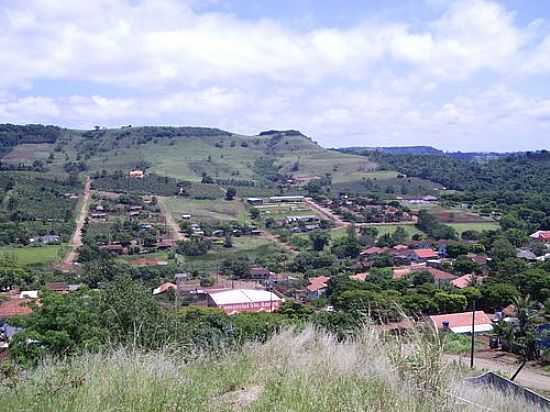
[1,0,550,151]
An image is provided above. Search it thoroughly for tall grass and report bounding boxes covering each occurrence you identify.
[0,325,539,411]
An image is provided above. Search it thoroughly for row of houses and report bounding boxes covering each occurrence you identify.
[246,196,305,205]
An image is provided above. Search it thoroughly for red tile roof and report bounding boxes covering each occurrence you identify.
[0,298,33,318]
[414,248,438,259]
[307,276,330,292]
[361,247,386,256]
[430,311,492,330]
[350,273,368,281]
[393,244,409,251]
[392,265,457,282]
[451,274,474,289]
[531,231,550,241]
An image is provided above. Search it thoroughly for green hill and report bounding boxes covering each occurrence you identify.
[0,125,378,184]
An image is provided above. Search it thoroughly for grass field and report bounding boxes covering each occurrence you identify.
[256,202,320,220]
[448,222,500,234]
[162,197,250,224]
[0,245,68,266]
[180,237,287,273]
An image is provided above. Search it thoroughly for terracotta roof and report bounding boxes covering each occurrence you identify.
[350,273,368,281]
[361,247,386,256]
[46,281,67,292]
[393,244,409,251]
[413,248,438,259]
[0,298,33,318]
[392,265,457,282]
[307,276,330,292]
[153,282,177,295]
[451,274,474,289]
[430,311,492,331]
[530,231,550,241]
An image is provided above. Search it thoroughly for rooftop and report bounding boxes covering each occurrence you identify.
[430,311,493,333]
[208,289,281,306]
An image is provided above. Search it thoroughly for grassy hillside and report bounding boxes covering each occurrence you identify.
[1,126,379,186]
[0,326,534,412]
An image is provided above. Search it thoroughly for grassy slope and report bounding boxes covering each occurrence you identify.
[3,128,382,185]
[0,327,534,412]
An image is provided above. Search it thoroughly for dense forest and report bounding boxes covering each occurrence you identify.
[0,124,61,156]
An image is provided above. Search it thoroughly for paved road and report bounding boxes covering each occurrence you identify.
[444,354,550,392]
[62,176,91,271]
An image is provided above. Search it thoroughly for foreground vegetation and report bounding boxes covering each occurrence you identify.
[0,326,536,412]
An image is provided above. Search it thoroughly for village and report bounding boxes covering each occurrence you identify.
[1,164,550,401]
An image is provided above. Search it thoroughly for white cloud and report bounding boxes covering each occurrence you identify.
[0,0,550,150]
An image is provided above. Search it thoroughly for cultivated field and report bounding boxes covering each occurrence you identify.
[1,143,53,163]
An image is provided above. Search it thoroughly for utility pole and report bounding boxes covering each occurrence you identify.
[470,300,476,369]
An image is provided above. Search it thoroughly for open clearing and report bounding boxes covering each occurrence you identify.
[2,143,54,163]
[163,197,250,224]
[0,245,67,266]
[256,202,321,220]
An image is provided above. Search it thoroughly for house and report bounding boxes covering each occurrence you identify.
[153,282,177,295]
[392,265,457,286]
[451,274,478,289]
[350,273,368,282]
[207,289,282,315]
[19,290,39,299]
[39,235,61,244]
[249,266,274,279]
[516,248,537,261]
[429,311,493,334]
[393,244,409,252]
[129,170,144,178]
[246,197,264,206]
[268,195,304,203]
[530,230,550,242]
[412,248,439,262]
[306,276,330,299]
[285,215,320,224]
[46,282,68,293]
[99,244,127,255]
[360,246,387,256]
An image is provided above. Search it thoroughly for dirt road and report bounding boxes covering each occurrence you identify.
[304,197,349,227]
[444,354,550,392]
[62,176,91,271]
[158,197,185,241]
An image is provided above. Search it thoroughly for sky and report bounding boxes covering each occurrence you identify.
[1,0,550,151]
